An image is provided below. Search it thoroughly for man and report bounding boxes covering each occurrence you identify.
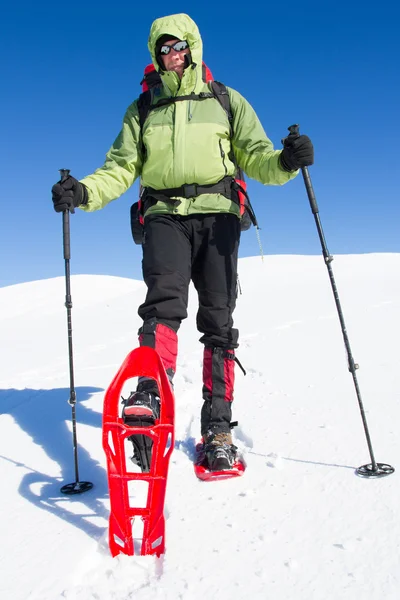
[52,13,313,472]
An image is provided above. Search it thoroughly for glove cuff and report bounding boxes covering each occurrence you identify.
[74,182,88,207]
[279,151,295,173]
[80,184,88,206]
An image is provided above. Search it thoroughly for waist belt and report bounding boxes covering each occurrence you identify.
[144,176,234,204]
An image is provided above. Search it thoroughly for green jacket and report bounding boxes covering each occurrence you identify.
[80,13,297,218]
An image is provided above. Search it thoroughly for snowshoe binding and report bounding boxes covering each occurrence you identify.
[122,379,160,472]
[205,432,237,471]
[194,432,246,481]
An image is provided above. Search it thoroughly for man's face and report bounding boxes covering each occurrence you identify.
[160,39,190,78]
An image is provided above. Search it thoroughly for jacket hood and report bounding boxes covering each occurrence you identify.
[148,13,203,95]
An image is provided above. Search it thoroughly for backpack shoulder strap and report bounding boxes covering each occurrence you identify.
[137,89,153,131]
[209,81,233,134]
[138,89,158,157]
[210,80,239,170]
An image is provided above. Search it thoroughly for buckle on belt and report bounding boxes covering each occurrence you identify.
[181,184,198,198]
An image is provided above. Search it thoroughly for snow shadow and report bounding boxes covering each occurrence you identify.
[175,436,197,461]
[0,386,109,542]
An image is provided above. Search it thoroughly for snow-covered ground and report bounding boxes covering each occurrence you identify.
[1,253,399,600]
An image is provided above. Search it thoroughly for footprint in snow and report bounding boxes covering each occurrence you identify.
[266,452,284,469]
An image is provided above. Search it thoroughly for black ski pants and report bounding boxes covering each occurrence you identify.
[138,213,240,348]
[138,213,241,435]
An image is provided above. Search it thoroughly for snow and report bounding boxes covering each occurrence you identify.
[1,253,399,600]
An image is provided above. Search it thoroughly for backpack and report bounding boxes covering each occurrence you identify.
[130,63,258,244]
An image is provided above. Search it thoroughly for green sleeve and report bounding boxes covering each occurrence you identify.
[227,88,298,185]
[79,101,143,212]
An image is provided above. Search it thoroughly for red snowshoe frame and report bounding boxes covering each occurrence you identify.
[102,346,174,557]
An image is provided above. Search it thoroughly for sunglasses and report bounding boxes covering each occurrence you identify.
[160,40,189,55]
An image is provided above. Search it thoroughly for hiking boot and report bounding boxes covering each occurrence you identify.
[122,379,160,424]
[204,432,237,471]
[129,434,154,472]
[122,379,160,473]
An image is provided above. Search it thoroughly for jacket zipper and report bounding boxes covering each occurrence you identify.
[219,139,228,175]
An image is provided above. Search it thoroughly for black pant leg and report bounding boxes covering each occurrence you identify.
[138,214,191,332]
[191,213,241,435]
[191,213,240,348]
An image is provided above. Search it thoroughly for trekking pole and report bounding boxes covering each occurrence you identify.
[286,125,394,478]
[59,168,93,495]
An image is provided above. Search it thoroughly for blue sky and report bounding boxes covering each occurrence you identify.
[1,1,399,287]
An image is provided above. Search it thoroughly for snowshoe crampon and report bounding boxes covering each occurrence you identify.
[194,439,246,481]
[102,346,174,557]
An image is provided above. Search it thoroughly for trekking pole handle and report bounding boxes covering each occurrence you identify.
[288,124,300,137]
[59,168,70,183]
[59,169,71,260]
[286,124,319,215]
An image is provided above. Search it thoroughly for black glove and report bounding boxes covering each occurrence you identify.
[279,131,314,172]
[52,176,88,213]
